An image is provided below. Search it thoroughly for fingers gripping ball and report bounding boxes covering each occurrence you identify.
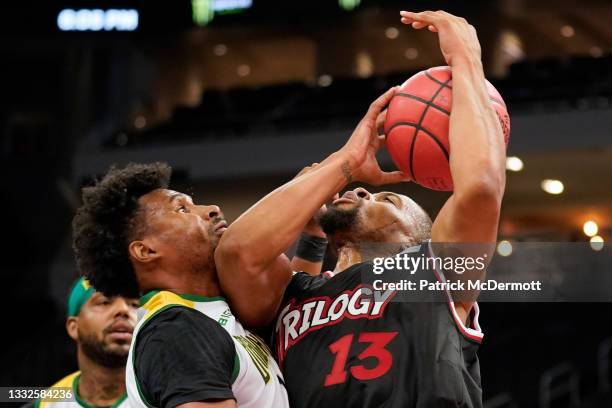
[384,66,510,191]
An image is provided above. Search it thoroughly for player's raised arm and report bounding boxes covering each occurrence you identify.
[215,87,407,328]
[400,11,506,246]
[400,11,506,319]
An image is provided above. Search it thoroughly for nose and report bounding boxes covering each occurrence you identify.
[201,204,222,221]
[354,187,371,200]
[112,297,132,319]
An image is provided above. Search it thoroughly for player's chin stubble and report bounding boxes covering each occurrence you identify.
[79,332,129,369]
[318,206,360,236]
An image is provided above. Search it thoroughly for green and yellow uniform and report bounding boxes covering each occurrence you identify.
[126,290,289,407]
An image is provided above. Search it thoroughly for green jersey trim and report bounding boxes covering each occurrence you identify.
[110,393,128,408]
[140,290,225,306]
[179,293,226,302]
[72,374,91,408]
[139,291,158,306]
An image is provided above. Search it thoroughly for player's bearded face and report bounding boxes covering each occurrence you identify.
[76,293,138,369]
[319,188,422,246]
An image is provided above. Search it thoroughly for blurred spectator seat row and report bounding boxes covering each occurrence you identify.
[106,55,612,148]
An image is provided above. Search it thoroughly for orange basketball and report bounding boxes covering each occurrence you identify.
[384,66,510,191]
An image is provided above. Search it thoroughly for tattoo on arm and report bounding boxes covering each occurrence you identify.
[341,161,352,183]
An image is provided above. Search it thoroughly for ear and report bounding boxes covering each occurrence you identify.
[129,240,161,264]
[66,317,79,341]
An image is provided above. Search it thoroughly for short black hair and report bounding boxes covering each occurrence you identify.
[72,162,172,297]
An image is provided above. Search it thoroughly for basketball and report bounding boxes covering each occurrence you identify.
[384,66,510,191]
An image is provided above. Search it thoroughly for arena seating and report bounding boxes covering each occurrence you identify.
[106,56,612,148]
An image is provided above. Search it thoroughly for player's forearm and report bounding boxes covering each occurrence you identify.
[217,153,349,272]
[449,57,506,201]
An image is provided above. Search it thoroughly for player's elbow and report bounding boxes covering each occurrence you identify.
[456,174,505,215]
[461,156,505,196]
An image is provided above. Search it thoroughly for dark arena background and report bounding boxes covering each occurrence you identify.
[2,1,612,407]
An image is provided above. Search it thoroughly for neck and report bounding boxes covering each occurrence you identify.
[76,350,125,407]
[332,239,416,274]
[333,244,364,273]
[142,264,222,298]
[164,277,222,298]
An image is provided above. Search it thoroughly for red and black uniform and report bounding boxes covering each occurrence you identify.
[273,242,484,408]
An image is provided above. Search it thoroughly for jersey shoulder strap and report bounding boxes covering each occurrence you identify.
[139,290,196,324]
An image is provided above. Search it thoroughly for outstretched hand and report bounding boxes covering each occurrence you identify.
[338,86,410,186]
[400,10,481,67]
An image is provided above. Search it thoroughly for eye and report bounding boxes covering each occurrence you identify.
[383,196,400,207]
[99,297,111,305]
[177,205,188,213]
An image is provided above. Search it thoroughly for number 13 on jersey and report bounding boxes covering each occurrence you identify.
[324,331,398,386]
